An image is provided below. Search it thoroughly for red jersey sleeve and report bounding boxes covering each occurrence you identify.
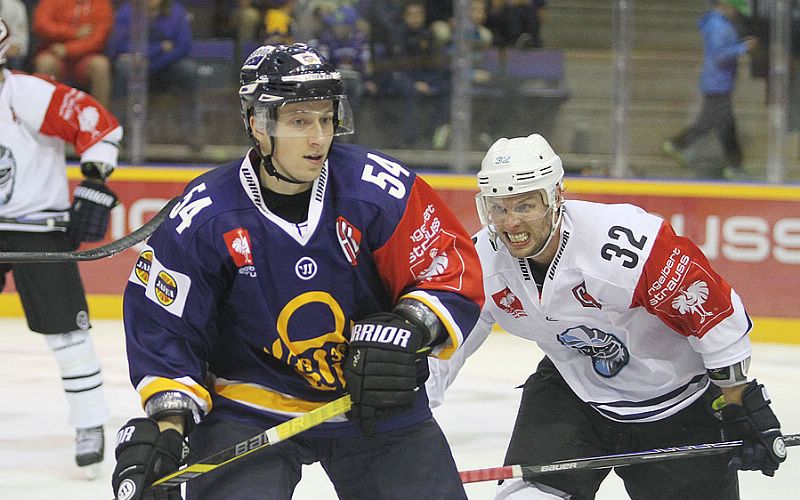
[37,79,120,154]
[372,177,485,358]
[631,222,735,338]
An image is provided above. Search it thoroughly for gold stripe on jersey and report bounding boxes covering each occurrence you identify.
[214,378,347,420]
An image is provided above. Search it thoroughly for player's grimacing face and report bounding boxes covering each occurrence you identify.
[486,190,553,258]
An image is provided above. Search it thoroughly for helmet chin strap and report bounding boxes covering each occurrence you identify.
[527,206,563,259]
[249,133,307,185]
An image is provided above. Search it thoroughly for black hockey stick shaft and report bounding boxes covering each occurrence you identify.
[460,432,800,484]
[0,197,179,263]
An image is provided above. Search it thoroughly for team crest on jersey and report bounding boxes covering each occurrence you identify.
[492,287,527,318]
[77,106,100,136]
[558,325,629,377]
[134,250,154,285]
[224,227,254,267]
[0,145,16,205]
[650,255,732,336]
[418,249,449,280]
[336,216,361,265]
[670,279,723,329]
[572,281,602,309]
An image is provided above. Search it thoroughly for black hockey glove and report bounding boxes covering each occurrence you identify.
[112,418,186,500]
[720,379,787,476]
[344,312,430,435]
[68,179,118,247]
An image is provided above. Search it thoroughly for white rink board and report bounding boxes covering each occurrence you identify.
[0,318,797,499]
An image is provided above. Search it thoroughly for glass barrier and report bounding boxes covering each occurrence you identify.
[108,0,798,182]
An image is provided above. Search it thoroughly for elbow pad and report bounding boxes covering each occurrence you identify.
[393,298,445,347]
[144,391,201,435]
[708,357,750,388]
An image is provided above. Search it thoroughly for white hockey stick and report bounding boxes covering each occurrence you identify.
[460,433,800,483]
[0,197,179,263]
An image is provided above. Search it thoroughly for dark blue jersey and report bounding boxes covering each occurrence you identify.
[123,144,484,436]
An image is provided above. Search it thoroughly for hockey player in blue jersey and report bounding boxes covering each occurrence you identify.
[110,43,485,500]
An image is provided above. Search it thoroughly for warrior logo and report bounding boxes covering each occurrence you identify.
[336,216,361,265]
[492,287,527,318]
[671,280,714,323]
[557,325,629,377]
[295,256,318,280]
[0,145,16,205]
[572,281,602,309]
[224,228,253,267]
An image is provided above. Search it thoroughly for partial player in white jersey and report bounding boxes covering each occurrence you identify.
[427,134,786,499]
[0,17,122,479]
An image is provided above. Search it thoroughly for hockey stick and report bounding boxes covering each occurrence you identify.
[150,395,352,490]
[459,432,800,484]
[0,197,179,263]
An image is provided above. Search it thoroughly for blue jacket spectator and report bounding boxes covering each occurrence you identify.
[108,0,199,150]
[698,8,749,94]
[107,0,192,74]
[663,0,758,179]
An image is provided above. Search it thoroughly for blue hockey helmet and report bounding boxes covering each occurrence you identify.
[238,43,354,138]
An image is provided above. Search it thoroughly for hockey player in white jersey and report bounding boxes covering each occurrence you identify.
[0,17,121,479]
[427,134,786,499]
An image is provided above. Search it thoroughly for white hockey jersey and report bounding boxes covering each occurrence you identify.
[428,200,753,422]
[0,68,121,232]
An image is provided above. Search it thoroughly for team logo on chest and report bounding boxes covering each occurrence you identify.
[336,216,362,265]
[492,287,528,318]
[557,325,629,377]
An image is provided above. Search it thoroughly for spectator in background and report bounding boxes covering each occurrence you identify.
[0,0,29,70]
[662,0,758,179]
[263,0,295,44]
[107,0,198,148]
[425,0,453,49]
[358,0,406,61]
[487,0,547,49]
[382,0,451,149]
[316,4,374,137]
[468,0,494,83]
[229,1,268,46]
[293,0,363,43]
[32,0,113,107]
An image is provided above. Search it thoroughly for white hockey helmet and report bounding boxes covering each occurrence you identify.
[476,134,564,225]
[0,18,10,66]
